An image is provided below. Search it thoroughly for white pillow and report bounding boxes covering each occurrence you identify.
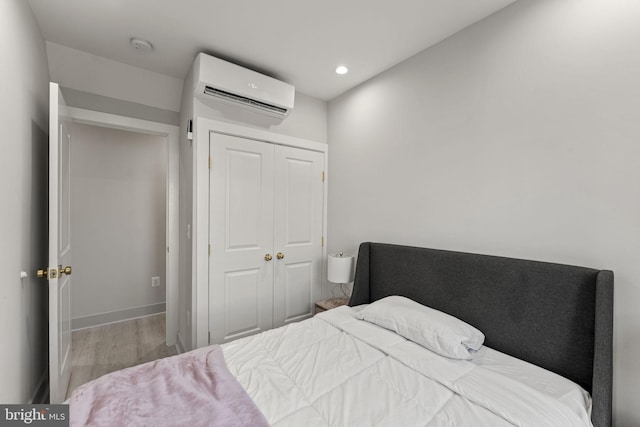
[355,295,484,359]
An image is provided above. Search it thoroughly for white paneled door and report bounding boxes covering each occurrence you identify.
[47,83,73,403]
[210,133,275,343]
[273,146,324,328]
[209,133,324,343]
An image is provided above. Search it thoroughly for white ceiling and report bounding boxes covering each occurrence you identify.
[27,0,516,101]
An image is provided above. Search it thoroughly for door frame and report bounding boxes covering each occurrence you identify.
[67,107,180,346]
[193,117,328,348]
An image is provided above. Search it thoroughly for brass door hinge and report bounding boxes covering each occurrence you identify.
[208,156,212,169]
[208,331,211,344]
[322,237,324,247]
[322,171,325,182]
[208,244,211,256]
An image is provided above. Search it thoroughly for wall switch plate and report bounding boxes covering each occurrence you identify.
[152,276,160,287]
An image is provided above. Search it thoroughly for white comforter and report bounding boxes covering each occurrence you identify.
[222,306,592,427]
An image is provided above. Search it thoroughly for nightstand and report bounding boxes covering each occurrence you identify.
[314,297,349,314]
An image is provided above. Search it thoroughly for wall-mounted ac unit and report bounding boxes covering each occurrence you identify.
[193,53,295,127]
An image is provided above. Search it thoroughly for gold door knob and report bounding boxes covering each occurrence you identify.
[37,268,48,278]
[60,265,72,276]
[264,254,273,261]
[276,252,285,260]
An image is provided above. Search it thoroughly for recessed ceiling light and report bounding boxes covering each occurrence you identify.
[335,65,349,75]
[130,38,153,53]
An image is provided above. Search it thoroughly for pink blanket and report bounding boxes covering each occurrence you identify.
[69,345,269,427]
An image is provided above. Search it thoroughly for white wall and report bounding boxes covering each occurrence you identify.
[47,42,183,113]
[70,123,167,328]
[328,0,640,425]
[0,0,50,403]
[268,91,327,143]
[45,42,328,140]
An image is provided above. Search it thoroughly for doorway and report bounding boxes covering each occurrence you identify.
[70,122,168,328]
[62,108,179,396]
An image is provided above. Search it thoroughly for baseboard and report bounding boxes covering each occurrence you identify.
[28,370,49,404]
[72,302,166,331]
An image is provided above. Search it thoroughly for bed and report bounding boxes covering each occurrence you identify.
[69,242,613,427]
[347,242,613,427]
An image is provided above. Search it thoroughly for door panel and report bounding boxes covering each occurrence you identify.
[226,150,264,250]
[283,261,313,322]
[210,133,274,343]
[283,159,314,245]
[60,129,71,254]
[224,269,262,339]
[49,82,72,403]
[273,146,324,327]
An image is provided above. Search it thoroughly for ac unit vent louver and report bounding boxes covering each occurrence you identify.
[204,86,288,115]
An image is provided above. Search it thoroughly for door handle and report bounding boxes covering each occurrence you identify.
[37,266,69,280]
[264,254,273,261]
[276,252,285,260]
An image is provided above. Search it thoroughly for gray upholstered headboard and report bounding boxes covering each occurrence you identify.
[348,242,613,427]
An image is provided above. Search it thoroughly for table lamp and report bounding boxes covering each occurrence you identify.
[328,252,355,298]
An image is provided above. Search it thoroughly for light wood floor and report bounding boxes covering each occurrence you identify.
[66,313,178,399]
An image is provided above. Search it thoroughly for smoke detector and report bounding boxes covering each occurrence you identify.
[130,38,153,53]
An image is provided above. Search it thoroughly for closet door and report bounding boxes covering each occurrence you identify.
[273,146,324,327]
[209,133,274,343]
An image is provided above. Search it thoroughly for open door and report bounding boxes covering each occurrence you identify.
[40,82,73,403]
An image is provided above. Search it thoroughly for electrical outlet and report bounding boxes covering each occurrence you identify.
[152,277,160,287]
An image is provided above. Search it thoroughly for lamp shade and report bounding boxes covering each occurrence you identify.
[328,253,354,284]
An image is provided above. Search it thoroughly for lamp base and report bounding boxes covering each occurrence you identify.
[332,282,350,298]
